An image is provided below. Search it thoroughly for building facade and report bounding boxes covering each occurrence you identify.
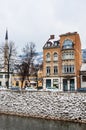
[0,30,13,88]
[43,32,82,91]
[80,63,86,88]
[12,69,43,88]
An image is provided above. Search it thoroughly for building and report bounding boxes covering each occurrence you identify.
[0,30,13,88]
[80,63,86,88]
[82,49,86,63]
[43,32,82,91]
[12,70,43,88]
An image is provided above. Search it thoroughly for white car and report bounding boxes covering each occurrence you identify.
[25,87,37,91]
[46,87,58,92]
[0,86,7,90]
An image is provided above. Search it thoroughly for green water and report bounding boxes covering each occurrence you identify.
[0,115,86,130]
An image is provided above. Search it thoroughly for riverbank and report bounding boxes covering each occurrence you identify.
[0,90,86,123]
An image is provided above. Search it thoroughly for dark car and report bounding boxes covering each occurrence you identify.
[77,87,86,92]
[9,86,21,91]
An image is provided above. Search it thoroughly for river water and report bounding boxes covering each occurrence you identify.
[0,115,86,130]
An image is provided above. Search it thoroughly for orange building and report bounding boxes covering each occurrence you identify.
[43,32,82,91]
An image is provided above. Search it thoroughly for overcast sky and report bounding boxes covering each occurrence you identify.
[0,0,86,53]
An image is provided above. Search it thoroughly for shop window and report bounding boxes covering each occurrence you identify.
[53,79,59,88]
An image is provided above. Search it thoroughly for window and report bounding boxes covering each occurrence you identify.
[46,53,51,61]
[53,79,59,88]
[62,51,74,60]
[54,41,58,46]
[62,65,74,73]
[0,81,2,86]
[5,75,10,78]
[6,81,8,87]
[54,66,58,75]
[62,39,73,49]
[82,76,86,82]
[16,81,19,86]
[47,43,50,47]
[25,81,28,86]
[0,75,3,78]
[46,66,50,75]
[53,52,58,61]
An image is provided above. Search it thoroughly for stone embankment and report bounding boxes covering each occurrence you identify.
[0,90,86,123]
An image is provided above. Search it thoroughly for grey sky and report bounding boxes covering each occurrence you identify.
[0,0,86,52]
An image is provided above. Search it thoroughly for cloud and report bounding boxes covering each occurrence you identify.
[0,0,86,52]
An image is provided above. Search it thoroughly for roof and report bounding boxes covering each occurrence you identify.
[43,36,60,49]
[59,32,77,37]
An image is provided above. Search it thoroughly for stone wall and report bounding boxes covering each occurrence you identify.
[0,90,86,123]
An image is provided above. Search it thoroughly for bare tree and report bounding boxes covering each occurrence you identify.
[23,42,36,78]
[16,42,36,88]
[15,62,28,88]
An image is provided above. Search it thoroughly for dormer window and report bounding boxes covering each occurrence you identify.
[46,42,52,47]
[53,41,60,47]
[54,41,58,46]
[47,43,50,47]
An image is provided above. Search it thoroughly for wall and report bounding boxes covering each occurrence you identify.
[81,75,86,88]
[0,90,86,123]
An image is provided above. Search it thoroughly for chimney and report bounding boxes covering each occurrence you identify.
[50,35,54,39]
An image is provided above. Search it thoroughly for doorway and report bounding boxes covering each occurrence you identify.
[63,79,68,91]
[46,79,51,88]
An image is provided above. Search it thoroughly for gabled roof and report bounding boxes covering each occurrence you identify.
[43,35,60,49]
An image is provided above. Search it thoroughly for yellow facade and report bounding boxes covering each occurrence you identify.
[12,69,43,88]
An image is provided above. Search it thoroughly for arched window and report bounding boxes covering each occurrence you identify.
[53,52,58,61]
[62,39,73,49]
[46,53,51,61]
[16,81,19,86]
[6,81,8,87]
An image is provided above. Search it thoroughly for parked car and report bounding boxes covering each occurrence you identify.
[25,87,37,91]
[77,87,86,92]
[9,86,21,91]
[46,87,58,92]
[0,86,7,90]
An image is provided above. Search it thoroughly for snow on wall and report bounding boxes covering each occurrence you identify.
[0,90,86,123]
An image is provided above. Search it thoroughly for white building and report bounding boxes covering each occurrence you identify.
[80,63,86,88]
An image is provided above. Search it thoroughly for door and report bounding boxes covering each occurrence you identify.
[70,79,75,91]
[46,79,51,88]
[63,79,68,91]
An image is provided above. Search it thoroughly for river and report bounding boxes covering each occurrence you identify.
[0,114,86,130]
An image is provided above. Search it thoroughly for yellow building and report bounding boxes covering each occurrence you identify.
[12,69,43,89]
